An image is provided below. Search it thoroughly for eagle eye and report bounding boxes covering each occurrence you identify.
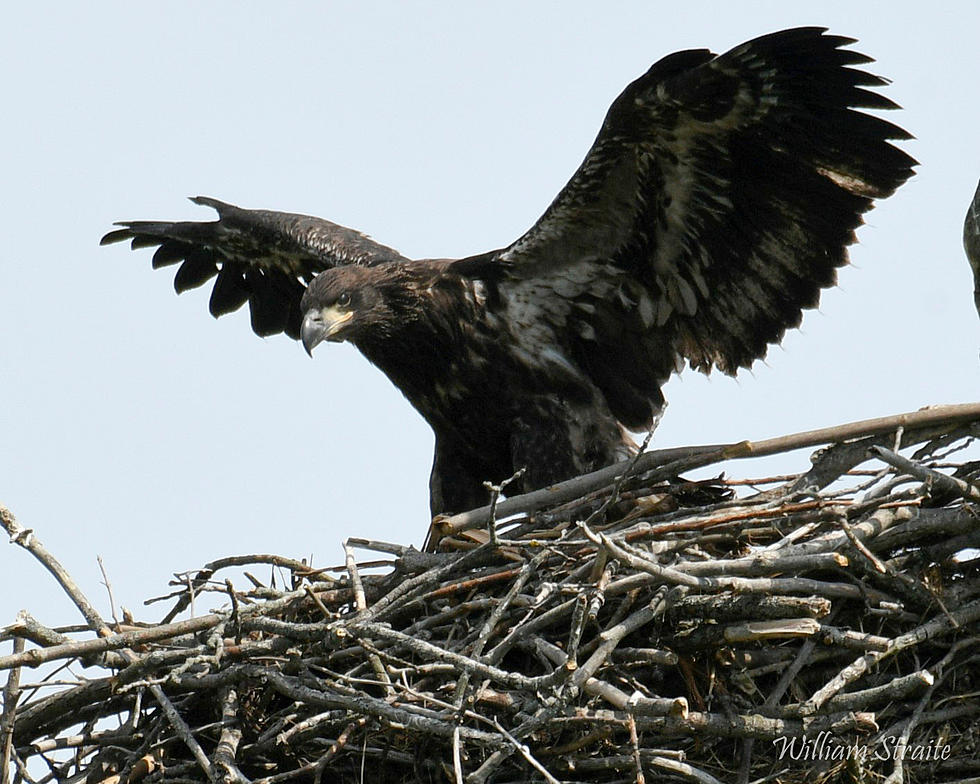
[337,292,351,307]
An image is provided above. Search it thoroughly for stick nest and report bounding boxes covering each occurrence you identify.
[3,410,980,784]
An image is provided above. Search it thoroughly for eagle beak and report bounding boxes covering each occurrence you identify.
[301,306,354,356]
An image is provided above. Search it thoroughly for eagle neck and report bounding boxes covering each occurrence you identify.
[351,273,487,426]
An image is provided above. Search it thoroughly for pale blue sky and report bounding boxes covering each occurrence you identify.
[2,3,978,631]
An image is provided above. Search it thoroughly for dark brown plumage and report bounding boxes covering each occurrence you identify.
[965,179,980,319]
[102,28,916,514]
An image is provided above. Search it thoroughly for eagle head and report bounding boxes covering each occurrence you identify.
[300,264,408,356]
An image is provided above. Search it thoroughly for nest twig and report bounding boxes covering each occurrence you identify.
[2,403,980,784]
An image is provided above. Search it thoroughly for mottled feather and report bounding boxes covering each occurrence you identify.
[965,179,980,319]
[101,196,405,339]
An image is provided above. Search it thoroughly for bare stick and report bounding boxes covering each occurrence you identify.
[738,632,819,784]
[803,598,980,713]
[484,468,525,545]
[627,713,646,784]
[491,717,562,784]
[439,403,980,535]
[870,444,980,502]
[779,670,935,717]
[313,717,366,784]
[646,756,725,784]
[452,725,464,784]
[344,542,393,695]
[213,686,249,784]
[0,637,25,784]
[577,525,700,588]
[0,504,218,782]
[584,428,656,527]
[883,638,978,784]
[453,547,551,710]
[838,517,889,574]
[2,506,108,635]
[96,555,120,629]
[0,613,224,671]
[350,621,570,691]
[438,444,725,539]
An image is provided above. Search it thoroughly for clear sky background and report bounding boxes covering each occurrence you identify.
[2,3,978,633]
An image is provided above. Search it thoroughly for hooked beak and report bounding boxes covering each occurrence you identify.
[301,306,354,356]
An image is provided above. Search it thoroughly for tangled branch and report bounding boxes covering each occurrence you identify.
[2,404,980,783]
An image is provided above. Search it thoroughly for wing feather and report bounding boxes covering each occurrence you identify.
[484,27,916,429]
[208,264,251,318]
[102,196,406,338]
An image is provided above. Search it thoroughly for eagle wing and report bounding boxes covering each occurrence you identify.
[965,180,980,319]
[101,196,406,339]
[474,27,916,430]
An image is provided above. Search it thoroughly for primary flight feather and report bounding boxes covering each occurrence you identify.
[102,28,916,514]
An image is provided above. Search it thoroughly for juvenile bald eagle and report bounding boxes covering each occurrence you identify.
[103,28,915,514]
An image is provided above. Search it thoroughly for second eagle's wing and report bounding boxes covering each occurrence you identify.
[965,180,980,319]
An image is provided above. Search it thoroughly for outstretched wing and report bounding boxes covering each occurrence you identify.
[965,179,980,319]
[101,196,406,339]
[476,27,916,430]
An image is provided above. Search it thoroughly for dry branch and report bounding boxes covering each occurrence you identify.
[2,404,980,784]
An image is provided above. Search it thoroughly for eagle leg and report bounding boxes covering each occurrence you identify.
[428,437,498,516]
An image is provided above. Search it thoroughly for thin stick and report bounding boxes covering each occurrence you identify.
[0,613,224,671]
[627,714,646,784]
[96,555,120,629]
[452,725,464,784]
[1,507,108,635]
[453,547,551,710]
[646,756,725,784]
[484,468,525,545]
[491,718,562,784]
[0,505,218,782]
[584,428,656,527]
[871,444,980,502]
[439,402,980,535]
[0,637,25,784]
[883,638,978,784]
[213,686,249,784]
[344,542,393,695]
[803,598,980,713]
